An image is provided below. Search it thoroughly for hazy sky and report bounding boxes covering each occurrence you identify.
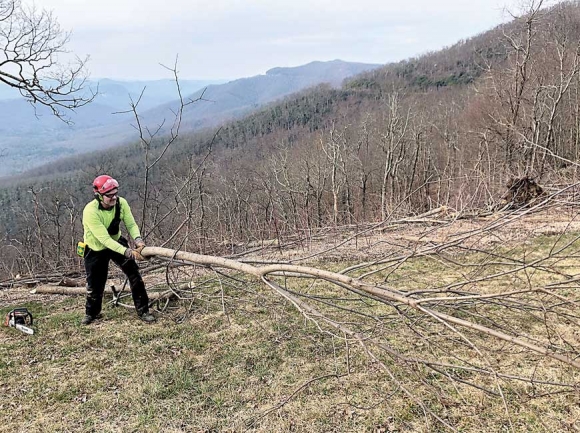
[40,0,544,81]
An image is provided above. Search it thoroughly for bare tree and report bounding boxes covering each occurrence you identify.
[322,124,347,225]
[0,0,94,120]
[115,58,207,237]
[379,92,411,219]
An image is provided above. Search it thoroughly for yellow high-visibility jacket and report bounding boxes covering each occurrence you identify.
[82,197,141,255]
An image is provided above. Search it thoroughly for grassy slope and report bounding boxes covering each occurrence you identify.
[1,228,580,432]
[1,294,397,432]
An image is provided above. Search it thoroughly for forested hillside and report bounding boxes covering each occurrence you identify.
[1,1,579,276]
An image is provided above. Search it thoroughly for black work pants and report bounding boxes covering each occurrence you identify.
[84,237,149,317]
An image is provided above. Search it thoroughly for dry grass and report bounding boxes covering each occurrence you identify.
[1,291,402,432]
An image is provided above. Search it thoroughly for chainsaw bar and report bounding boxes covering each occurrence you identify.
[14,323,34,335]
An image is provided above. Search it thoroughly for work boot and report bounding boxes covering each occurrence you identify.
[81,315,95,325]
[81,313,102,325]
[139,312,156,323]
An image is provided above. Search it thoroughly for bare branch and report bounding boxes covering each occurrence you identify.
[0,0,94,121]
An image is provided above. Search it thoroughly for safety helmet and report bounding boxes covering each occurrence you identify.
[92,175,119,194]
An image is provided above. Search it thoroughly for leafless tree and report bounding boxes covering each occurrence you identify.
[379,92,411,219]
[0,0,94,120]
[117,57,207,237]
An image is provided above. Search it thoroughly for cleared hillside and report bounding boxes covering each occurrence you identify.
[1,202,579,432]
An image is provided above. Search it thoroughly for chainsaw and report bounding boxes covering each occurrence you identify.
[4,308,34,335]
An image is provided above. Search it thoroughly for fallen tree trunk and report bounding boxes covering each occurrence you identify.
[142,246,580,370]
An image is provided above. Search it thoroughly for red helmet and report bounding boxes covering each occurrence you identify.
[93,175,119,194]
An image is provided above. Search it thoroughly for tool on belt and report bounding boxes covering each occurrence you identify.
[4,308,34,335]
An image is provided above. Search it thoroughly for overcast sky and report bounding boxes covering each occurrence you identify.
[41,0,548,81]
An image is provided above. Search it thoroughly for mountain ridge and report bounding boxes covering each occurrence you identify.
[0,59,381,176]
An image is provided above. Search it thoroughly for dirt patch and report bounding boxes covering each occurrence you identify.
[238,205,580,265]
[0,285,57,308]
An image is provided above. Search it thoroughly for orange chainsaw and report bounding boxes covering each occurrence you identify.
[4,308,34,335]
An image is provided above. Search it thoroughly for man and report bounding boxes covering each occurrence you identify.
[81,174,155,325]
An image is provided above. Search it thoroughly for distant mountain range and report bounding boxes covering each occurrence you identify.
[0,78,228,109]
[0,60,381,176]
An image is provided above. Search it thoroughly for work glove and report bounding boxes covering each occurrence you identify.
[135,244,149,260]
[134,237,146,248]
[124,247,147,262]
